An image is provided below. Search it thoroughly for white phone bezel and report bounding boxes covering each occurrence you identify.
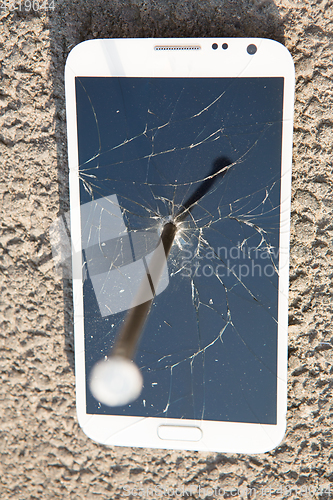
[65,37,294,453]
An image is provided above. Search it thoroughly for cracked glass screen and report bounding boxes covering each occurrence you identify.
[75,76,284,424]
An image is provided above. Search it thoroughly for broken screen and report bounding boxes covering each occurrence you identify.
[75,76,284,424]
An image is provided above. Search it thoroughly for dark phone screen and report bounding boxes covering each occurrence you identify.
[75,76,283,424]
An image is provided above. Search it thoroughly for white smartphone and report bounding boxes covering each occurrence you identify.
[65,38,294,453]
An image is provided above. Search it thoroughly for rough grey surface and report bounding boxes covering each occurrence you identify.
[1,1,333,498]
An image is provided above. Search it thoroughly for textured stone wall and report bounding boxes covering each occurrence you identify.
[1,1,333,498]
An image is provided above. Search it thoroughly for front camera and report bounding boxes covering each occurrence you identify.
[247,44,257,55]
[222,43,228,50]
[212,43,218,50]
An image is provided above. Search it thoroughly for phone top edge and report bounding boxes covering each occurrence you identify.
[65,38,294,80]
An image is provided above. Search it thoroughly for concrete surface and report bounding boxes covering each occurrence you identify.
[1,1,333,498]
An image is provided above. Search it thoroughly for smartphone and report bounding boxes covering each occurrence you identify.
[65,38,294,453]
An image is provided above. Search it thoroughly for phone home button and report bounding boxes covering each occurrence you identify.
[158,425,202,442]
